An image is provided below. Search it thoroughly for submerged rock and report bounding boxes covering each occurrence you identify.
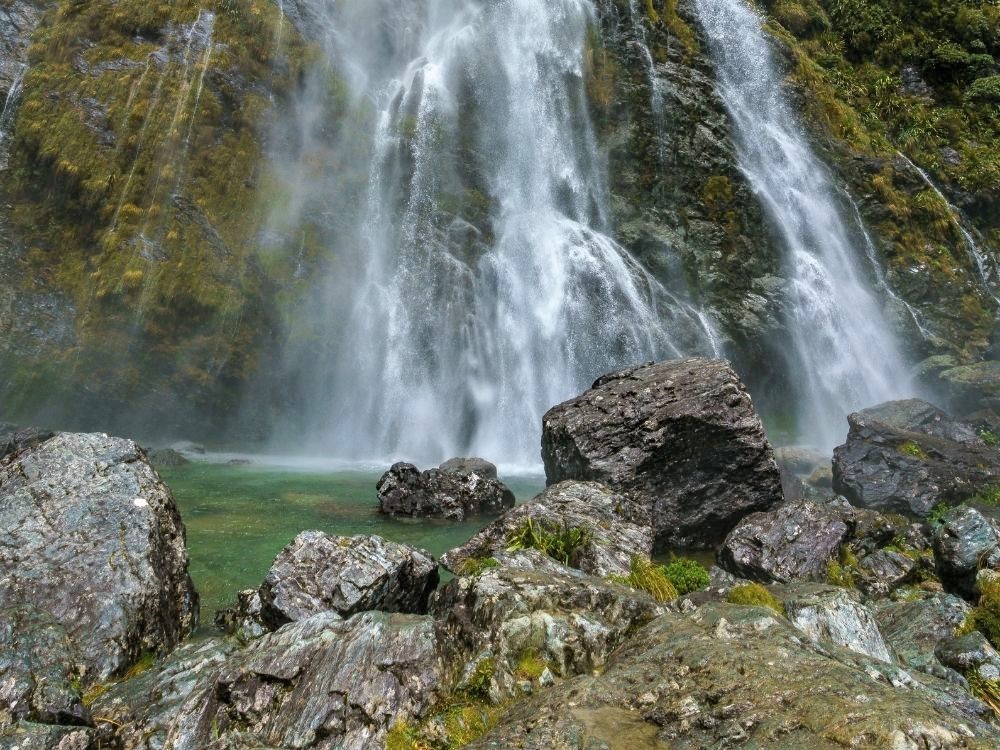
[377,461,515,521]
[541,358,782,549]
[440,480,652,578]
[933,506,1000,598]
[255,531,438,628]
[146,447,190,467]
[0,424,54,461]
[832,399,1000,517]
[716,500,851,583]
[465,603,1000,749]
[0,432,198,727]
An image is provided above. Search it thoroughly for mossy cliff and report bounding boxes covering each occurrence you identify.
[0,0,319,436]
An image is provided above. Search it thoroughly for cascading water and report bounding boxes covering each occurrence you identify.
[692,0,913,450]
[0,63,26,169]
[272,0,715,465]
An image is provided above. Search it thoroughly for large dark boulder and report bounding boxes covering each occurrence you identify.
[0,432,198,730]
[377,461,515,521]
[541,358,782,549]
[832,399,1000,517]
[255,532,438,628]
[440,481,653,578]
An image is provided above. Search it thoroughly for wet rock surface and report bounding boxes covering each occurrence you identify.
[0,424,53,461]
[255,531,438,628]
[93,611,443,750]
[781,584,894,662]
[440,480,653,578]
[875,593,972,677]
[0,432,198,729]
[933,506,1000,597]
[542,358,782,549]
[717,499,851,583]
[465,603,1000,749]
[377,461,515,520]
[833,399,1000,516]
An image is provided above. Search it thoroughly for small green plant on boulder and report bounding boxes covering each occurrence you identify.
[514,648,547,681]
[928,502,953,525]
[661,556,711,595]
[726,583,786,616]
[506,517,593,566]
[970,485,1000,508]
[979,429,1000,447]
[960,576,1000,650]
[455,556,500,577]
[826,545,859,588]
[608,556,679,602]
[899,440,927,459]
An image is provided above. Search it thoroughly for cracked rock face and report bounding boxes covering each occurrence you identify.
[541,358,782,549]
[257,531,439,627]
[0,432,198,730]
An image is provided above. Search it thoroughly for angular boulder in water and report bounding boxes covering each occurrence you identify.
[0,432,198,727]
[541,358,782,548]
[257,531,439,627]
[377,461,515,521]
[832,399,1000,517]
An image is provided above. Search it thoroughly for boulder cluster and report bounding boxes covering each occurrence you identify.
[5,358,1000,749]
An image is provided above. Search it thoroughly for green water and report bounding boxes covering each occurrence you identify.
[160,463,545,620]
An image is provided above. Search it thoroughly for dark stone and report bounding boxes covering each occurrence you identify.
[875,593,972,679]
[146,447,190,467]
[933,506,1000,598]
[936,632,1000,681]
[439,456,498,480]
[257,531,439,628]
[541,358,782,549]
[440,480,653,578]
[833,399,1000,517]
[0,432,198,727]
[377,462,515,521]
[0,424,54,461]
[716,500,851,583]
[856,549,917,598]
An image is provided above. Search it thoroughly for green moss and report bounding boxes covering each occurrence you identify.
[506,518,593,566]
[980,430,1000,447]
[661,556,711,595]
[455,556,501,577]
[899,440,928,459]
[970,485,1000,508]
[928,501,953,525]
[462,658,495,702]
[826,545,859,588]
[608,556,679,602]
[726,583,786,616]
[514,649,547,681]
[962,577,1000,650]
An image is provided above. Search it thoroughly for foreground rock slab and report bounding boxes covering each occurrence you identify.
[440,481,652,577]
[240,532,439,629]
[0,432,198,728]
[377,461,515,520]
[93,611,443,750]
[541,358,782,549]
[933,506,1000,597]
[466,603,1000,749]
[833,399,1000,516]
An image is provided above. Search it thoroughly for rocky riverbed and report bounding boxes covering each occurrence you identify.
[4,358,1000,748]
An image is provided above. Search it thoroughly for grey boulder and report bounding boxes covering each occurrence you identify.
[440,480,653,578]
[0,432,198,726]
[541,358,782,549]
[781,584,893,663]
[933,506,1000,598]
[439,456,498,480]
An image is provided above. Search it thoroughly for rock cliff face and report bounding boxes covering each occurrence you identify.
[0,0,996,438]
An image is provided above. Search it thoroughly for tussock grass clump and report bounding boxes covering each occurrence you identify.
[726,583,786,616]
[506,517,593,566]
[455,556,500,577]
[661,557,711,595]
[608,556,679,602]
[960,576,1000,650]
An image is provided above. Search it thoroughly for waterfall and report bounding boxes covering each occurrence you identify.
[0,63,27,169]
[272,0,714,465]
[692,0,912,450]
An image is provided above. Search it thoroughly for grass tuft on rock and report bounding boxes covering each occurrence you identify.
[726,583,786,616]
[661,556,711,595]
[506,517,593,566]
[608,556,679,602]
[961,576,1000,650]
[455,556,500,577]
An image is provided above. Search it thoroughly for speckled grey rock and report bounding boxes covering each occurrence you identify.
[440,480,652,578]
[933,506,1000,598]
[936,632,1000,681]
[781,584,893,662]
[465,603,1000,749]
[541,358,782,549]
[875,593,972,679]
[258,532,439,627]
[92,611,443,750]
[0,432,197,727]
[377,462,514,520]
[833,399,1000,517]
[856,549,918,598]
[716,500,851,583]
[430,564,664,701]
